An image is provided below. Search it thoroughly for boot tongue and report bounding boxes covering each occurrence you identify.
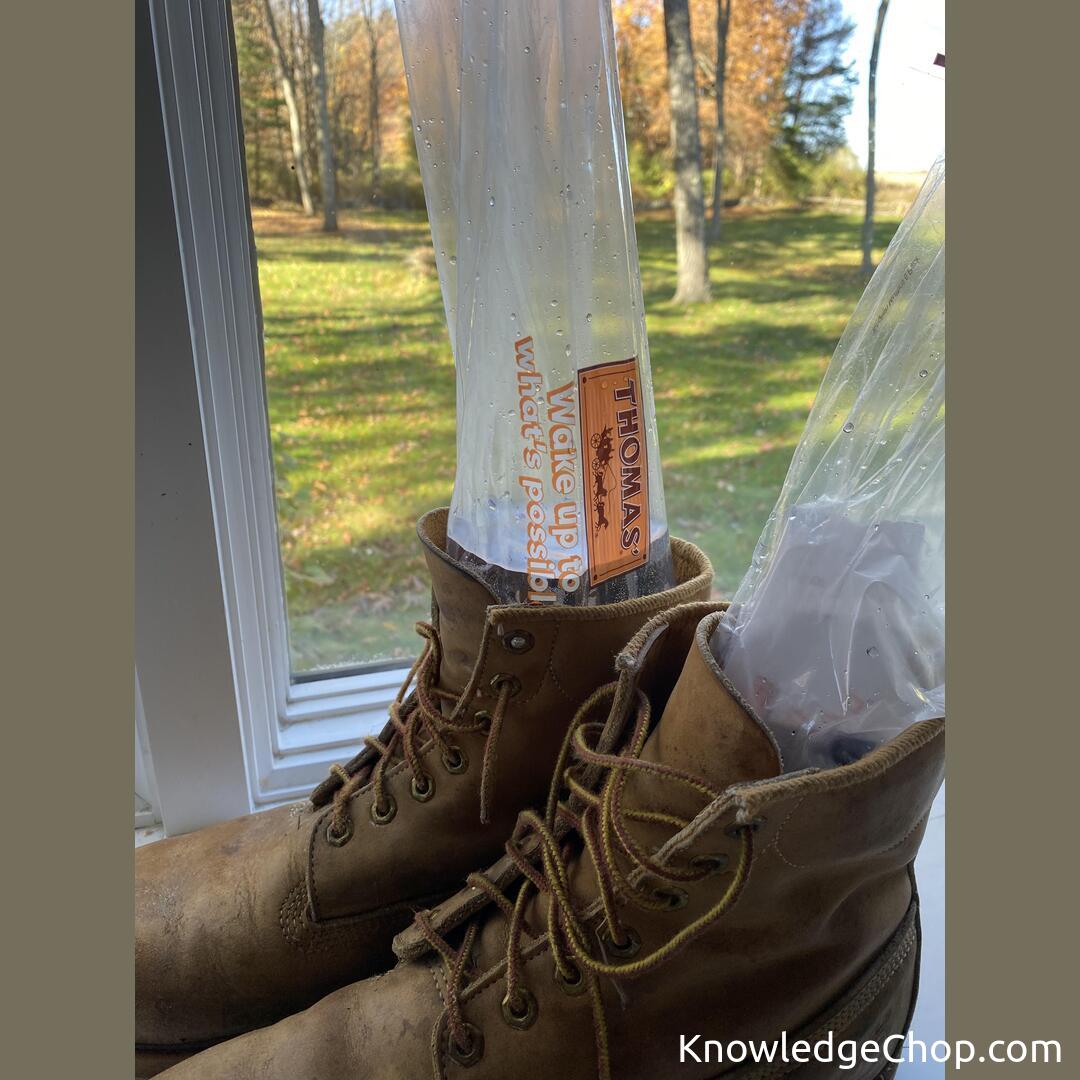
[417,510,500,696]
[627,619,781,822]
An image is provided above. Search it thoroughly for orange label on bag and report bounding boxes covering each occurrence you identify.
[578,358,650,587]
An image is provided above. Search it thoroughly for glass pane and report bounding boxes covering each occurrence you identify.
[230,0,943,677]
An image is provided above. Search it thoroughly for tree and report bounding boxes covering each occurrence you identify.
[774,0,855,190]
[359,0,385,201]
[706,0,731,241]
[262,0,315,214]
[662,0,710,303]
[233,1,287,203]
[861,0,889,275]
[306,0,338,230]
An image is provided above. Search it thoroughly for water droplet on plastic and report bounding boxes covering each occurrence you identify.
[489,196,495,207]
[585,312,592,323]
[919,369,929,378]
[523,45,530,53]
[550,299,558,307]
[842,421,855,434]
[448,255,457,265]
[866,646,879,658]
[564,345,571,357]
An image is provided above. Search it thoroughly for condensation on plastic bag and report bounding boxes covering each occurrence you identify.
[396,0,461,344]
[396,0,672,604]
[712,158,945,771]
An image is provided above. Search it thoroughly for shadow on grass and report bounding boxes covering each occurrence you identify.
[252,204,904,670]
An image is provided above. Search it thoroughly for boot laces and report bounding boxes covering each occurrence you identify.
[414,681,755,1079]
[310,621,515,836]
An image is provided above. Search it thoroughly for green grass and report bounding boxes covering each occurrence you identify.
[254,203,906,671]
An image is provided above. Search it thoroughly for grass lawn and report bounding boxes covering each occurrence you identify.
[254,203,907,672]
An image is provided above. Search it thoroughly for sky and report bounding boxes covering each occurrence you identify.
[841,0,945,172]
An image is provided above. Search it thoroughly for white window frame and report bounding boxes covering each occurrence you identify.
[146,0,409,820]
[135,674,162,829]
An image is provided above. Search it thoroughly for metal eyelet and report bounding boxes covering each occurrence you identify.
[555,962,586,996]
[474,709,492,728]
[689,853,729,875]
[411,772,436,803]
[490,672,522,697]
[599,924,641,959]
[653,886,689,911]
[370,794,397,825]
[725,815,767,839]
[442,745,468,774]
[325,817,353,847]
[447,1022,484,1067]
[502,629,535,654]
[501,987,538,1030]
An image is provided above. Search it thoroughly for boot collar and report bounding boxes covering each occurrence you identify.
[416,506,715,697]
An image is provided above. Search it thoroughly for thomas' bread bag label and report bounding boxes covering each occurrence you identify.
[578,358,651,586]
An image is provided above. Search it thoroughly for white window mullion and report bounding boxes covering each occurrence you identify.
[135,674,162,830]
[145,0,407,824]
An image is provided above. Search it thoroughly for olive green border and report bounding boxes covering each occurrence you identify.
[7,1,134,1077]
[946,1,1075,1073]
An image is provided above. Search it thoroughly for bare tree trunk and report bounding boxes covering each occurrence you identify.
[306,0,337,231]
[861,0,889,276]
[363,2,382,203]
[707,0,732,244]
[662,0,710,303]
[262,0,315,215]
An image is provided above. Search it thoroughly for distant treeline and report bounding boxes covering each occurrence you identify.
[234,0,861,215]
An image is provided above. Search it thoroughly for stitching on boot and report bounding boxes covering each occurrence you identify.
[544,625,578,705]
[739,720,944,818]
[878,811,931,858]
[462,934,553,1004]
[731,910,918,1079]
[430,966,450,1079]
[546,661,576,705]
[281,878,451,954]
[279,878,375,955]
[520,622,561,705]
[763,796,807,870]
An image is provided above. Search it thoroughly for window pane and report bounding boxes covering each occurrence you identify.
[231,0,943,677]
[234,0,452,673]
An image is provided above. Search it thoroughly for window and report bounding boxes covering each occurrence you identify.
[144,0,943,830]
[148,0,411,818]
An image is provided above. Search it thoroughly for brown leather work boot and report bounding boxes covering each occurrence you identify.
[157,601,943,1080]
[135,508,712,1077]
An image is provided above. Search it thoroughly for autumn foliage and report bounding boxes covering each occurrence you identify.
[236,1,824,210]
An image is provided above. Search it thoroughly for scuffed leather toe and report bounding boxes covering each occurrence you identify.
[156,962,443,1080]
[136,803,319,1049]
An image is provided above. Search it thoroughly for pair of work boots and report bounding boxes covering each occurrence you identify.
[136,509,944,1079]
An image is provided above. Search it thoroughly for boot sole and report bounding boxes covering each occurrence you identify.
[710,879,921,1080]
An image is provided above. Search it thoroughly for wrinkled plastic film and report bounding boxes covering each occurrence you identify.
[712,158,945,771]
[398,0,673,604]
[395,0,461,344]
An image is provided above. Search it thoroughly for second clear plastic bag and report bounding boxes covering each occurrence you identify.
[711,158,945,771]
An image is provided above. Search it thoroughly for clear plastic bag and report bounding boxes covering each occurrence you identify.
[397,0,673,604]
[395,0,462,344]
[711,158,945,771]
